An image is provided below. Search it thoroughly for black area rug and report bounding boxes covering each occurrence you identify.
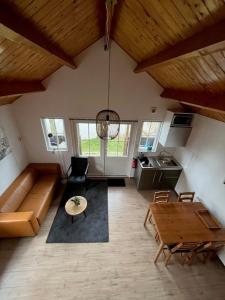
[107,178,126,187]
[46,180,109,243]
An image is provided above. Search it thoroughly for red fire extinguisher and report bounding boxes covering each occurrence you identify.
[132,157,137,168]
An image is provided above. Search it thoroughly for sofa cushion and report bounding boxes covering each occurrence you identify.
[17,175,58,224]
[0,168,38,213]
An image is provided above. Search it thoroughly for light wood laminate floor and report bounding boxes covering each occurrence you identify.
[1,179,225,300]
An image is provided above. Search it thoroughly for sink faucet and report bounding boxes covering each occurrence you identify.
[159,150,171,159]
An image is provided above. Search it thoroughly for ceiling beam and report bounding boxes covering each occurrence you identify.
[0,3,76,69]
[161,89,225,113]
[0,81,45,98]
[0,96,21,106]
[134,18,225,73]
[181,104,225,123]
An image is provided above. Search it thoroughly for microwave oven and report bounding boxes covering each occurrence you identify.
[171,113,193,127]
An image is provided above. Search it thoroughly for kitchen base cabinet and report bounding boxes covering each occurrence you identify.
[135,165,182,190]
[156,170,182,190]
[135,164,157,190]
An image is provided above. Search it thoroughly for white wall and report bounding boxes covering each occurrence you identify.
[0,105,28,195]
[174,114,225,264]
[12,39,178,168]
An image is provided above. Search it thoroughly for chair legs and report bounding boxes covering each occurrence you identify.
[155,231,160,243]
[165,252,172,266]
[144,208,160,244]
[201,251,212,264]
[164,251,196,266]
[144,208,150,226]
[187,252,195,265]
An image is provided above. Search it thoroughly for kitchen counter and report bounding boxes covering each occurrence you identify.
[135,156,182,190]
[138,156,182,171]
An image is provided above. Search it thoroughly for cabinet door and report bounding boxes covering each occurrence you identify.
[138,169,157,190]
[158,170,182,189]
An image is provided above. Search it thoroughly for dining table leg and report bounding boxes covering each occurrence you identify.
[154,241,164,263]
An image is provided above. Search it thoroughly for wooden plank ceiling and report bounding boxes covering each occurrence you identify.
[0,0,105,103]
[0,0,225,123]
[112,0,225,121]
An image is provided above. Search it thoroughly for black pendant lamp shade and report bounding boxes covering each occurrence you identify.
[96,109,120,140]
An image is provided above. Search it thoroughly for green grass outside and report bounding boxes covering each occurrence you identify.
[80,138,127,156]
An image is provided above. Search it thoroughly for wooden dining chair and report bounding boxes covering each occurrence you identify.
[153,191,171,203]
[177,192,195,202]
[144,191,170,243]
[144,191,170,226]
[164,242,202,266]
[196,241,225,263]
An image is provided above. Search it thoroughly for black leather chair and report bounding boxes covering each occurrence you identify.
[66,157,89,191]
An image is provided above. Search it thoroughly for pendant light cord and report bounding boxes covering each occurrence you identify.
[107,43,111,111]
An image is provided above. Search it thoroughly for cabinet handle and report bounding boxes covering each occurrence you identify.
[152,172,157,184]
[159,172,163,182]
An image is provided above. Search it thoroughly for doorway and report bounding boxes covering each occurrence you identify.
[72,120,137,177]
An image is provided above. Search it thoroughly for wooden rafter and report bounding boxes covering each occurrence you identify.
[0,81,45,98]
[134,18,225,73]
[181,104,225,123]
[161,89,225,113]
[0,3,76,69]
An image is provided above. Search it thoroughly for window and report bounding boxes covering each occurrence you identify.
[77,123,100,157]
[107,124,131,157]
[41,118,67,151]
[139,121,161,152]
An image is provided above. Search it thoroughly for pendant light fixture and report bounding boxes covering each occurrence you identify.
[96,0,120,140]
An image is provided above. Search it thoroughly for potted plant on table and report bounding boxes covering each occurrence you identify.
[71,196,80,206]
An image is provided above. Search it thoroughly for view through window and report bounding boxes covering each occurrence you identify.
[77,122,131,157]
[107,124,131,157]
[139,122,161,152]
[77,123,101,157]
[41,118,67,151]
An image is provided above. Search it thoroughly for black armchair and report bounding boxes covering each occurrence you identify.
[66,157,89,188]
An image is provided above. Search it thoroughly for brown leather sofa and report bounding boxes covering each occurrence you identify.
[0,163,60,238]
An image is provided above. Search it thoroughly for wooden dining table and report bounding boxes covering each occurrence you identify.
[150,202,225,263]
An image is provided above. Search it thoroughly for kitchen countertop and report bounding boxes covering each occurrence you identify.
[138,156,182,171]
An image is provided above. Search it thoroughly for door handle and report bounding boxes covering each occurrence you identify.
[152,171,157,184]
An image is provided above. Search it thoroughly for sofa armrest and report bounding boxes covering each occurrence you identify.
[0,211,40,238]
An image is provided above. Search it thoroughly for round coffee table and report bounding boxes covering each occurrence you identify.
[65,196,87,223]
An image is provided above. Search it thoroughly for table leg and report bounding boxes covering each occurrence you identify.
[83,210,87,218]
[154,241,164,263]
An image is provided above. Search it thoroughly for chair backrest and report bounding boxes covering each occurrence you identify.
[197,241,225,253]
[153,191,170,203]
[171,242,202,253]
[71,157,88,176]
[178,192,195,202]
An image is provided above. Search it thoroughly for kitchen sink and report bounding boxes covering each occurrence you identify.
[141,162,154,168]
[156,157,178,168]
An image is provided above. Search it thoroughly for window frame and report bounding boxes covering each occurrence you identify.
[138,121,162,153]
[76,121,101,157]
[106,123,132,158]
[41,117,68,152]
